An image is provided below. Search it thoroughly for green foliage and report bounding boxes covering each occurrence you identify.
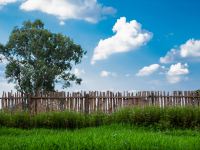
[165,107,200,128]
[0,107,200,129]
[196,90,200,95]
[1,106,200,129]
[0,19,86,94]
[0,112,11,127]
[32,111,85,129]
[12,112,31,128]
[87,112,108,127]
[112,107,132,124]
[131,107,162,126]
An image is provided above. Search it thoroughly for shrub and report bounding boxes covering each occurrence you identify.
[112,108,132,124]
[0,112,11,127]
[12,112,31,128]
[0,106,200,129]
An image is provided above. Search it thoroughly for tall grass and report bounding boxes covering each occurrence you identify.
[1,106,200,129]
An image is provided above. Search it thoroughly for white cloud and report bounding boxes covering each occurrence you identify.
[0,77,15,99]
[166,63,189,84]
[20,0,116,24]
[59,20,65,26]
[0,0,18,9]
[160,49,180,64]
[100,71,109,77]
[0,54,8,65]
[100,70,116,77]
[91,17,152,64]
[0,0,17,6]
[180,39,200,57]
[167,63,189,76]
[74,68,85,77]
[136,64,160,77]
[160,39,200,64]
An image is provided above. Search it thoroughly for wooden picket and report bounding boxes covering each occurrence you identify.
[0,91,200,114]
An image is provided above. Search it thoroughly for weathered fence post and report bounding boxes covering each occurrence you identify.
[85,94,90,114]
[28,94,33,115]
[151,92,154,106]
[34,95,38,115]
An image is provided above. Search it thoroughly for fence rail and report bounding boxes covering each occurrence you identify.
[1,91,200,114]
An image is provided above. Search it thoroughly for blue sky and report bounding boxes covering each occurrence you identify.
[0,0,200,93]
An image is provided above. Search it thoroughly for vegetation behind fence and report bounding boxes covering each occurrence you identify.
[1,106,200,129]
[1,91,200,114]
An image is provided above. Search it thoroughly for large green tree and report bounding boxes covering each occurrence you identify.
[0,20,86,94]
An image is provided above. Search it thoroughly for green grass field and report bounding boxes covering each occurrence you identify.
[1,124,200,150]
[1,107,200,149]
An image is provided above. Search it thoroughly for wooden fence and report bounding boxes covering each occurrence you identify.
[1,91,200,114]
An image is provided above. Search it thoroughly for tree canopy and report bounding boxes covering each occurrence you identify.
[196,90,200,95]
[0,20,86,94]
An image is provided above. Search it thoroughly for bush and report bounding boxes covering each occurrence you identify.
[87,112,108,127]
[0,112,11,127]
[112,108,132,124]
[1,106,200,129]
[12,112,31,128]
[33,111,85,129]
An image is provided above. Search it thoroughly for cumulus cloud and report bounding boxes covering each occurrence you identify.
[166,63,189,84]
[0,0,17,5]
[180,39,200,57]
[0,0,18,8]
[20,0,116,24]
[160,39,200,64]
[136,64,160,77]
[160,49,180,64]
[74,68,85,77]
[91,17,152,64]
[100,70,116,77]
